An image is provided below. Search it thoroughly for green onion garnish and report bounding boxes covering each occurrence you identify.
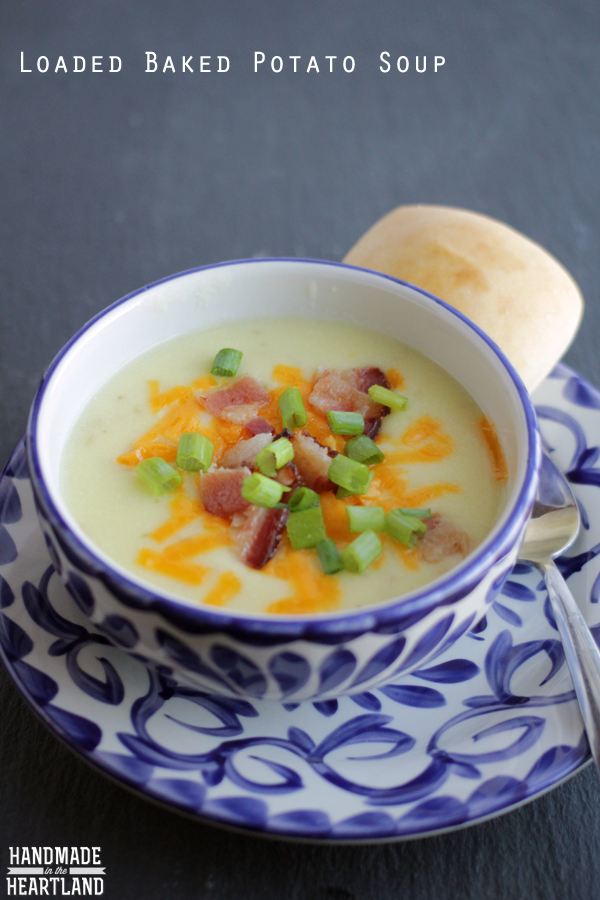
[368,384,408,412]
[288,487,320,512]
[345,435,385,466]
[278,387,308,430]
[328,455,370,495]
[241,473,289,507]
[337,470,374,499]
[346,505,385,533]
[136,457,182,496]
[286,505,326,549]
[326,410,364,435]
[211,348,243,377]
[176,432,214,472]
[399,507,431,518]
[385,508,428,546]
[255,437,294,477]
[341,531,382,573]
[316,538,343,575]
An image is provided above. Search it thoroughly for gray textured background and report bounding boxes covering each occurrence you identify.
[1,2,600,898]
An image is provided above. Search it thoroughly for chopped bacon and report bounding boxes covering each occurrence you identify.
[363,417,382,440]
[418,513,471,563]
[204,374,271,425]
[231,511,250,529]
[290,431,338,493]
[275,462,303,490]
[308,367,391,437]
[353,366,391,397]
[220,433,273,469]
[245,417,274,436]
[199,466,251,518]
[235,506,290,569]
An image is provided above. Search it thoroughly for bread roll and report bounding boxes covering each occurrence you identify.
[343,205,583,392]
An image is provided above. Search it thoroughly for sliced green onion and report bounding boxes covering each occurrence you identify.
[278,387,308,430]
[345,435,385,466]
[399,507,431,518]
[176,432,214,472]
[385,508,428,546]
[328,455,370,494]
[288,487,320,512]
[211,348,243,377]
[326,410,364,435]
[136,457,182,496]
[346,505,385,533]
[368,384,408,411]
[316,538,343,575]
[341,531,382,573]
[241,473,288,507]
[337,470,374,499]
[255,437,294,477]
[286,505,326,549]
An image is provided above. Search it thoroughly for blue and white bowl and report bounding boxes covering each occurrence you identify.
[26,259,540,702]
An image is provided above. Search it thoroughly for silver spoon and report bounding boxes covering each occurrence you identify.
[519,452,600,772]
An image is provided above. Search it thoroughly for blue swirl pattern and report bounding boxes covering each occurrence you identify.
[1,366,600,840]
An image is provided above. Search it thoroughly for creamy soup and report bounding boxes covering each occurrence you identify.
[62,317,507,614]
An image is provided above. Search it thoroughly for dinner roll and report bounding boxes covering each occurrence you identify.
[343,205,583,392]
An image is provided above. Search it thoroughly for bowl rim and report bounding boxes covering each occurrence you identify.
[26,257,540,639]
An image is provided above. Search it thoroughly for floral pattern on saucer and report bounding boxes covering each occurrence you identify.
[1,364,600,841]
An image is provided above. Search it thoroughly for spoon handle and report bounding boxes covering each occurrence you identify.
[542,561,600,771]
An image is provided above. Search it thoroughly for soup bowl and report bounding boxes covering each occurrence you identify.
[26,258,540,702]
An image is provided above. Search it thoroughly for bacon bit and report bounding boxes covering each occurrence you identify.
[245,417,275,436]
[353,366,391,399]
[221,433,273,468]
[363,418,382,440]
[309,370,385,420]
[290,431,338,493]
[136,548,209,585]
[231,511,249,528]
[150,491,202,542]
[480,416,508,482]
[235,506,289,569]
[204,374,271,424]
[275,462,303,490]
[418,513,471,563]
[308,367,391,443]
[200,467,251,518]
[203,572,242,607]
[162,531,233,560]
[264,547,341,614]
[386,368,404,390]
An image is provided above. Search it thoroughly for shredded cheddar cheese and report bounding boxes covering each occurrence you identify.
[203,572,242,607]
[136,548,209,585]
[479,416,508,481]
[118,361,475,609]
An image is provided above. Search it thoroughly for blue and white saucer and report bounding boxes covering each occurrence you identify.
[2,363,600,842]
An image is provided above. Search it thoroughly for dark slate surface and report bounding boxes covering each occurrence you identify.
[1,2,599,897]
